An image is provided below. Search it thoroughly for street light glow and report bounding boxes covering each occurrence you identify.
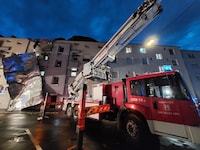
[144,35,158,48]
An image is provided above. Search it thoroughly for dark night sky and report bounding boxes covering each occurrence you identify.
[0,0,200,50]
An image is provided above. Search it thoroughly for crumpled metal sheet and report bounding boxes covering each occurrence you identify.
[2,52,43,111]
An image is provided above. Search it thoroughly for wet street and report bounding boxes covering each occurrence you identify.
[0,111,200,150]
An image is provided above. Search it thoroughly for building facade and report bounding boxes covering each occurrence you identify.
[181,50,200,99]
[0,36,199,110]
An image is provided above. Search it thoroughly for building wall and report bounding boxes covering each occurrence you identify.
[181,50,200,99]
[44,41,71,95]
[0,37,33,57]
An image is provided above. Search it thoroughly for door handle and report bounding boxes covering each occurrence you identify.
[153,101,158,109]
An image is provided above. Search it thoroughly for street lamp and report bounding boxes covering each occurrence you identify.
[144,35,158,48]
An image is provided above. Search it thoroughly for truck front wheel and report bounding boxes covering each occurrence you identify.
[123,113,149,145]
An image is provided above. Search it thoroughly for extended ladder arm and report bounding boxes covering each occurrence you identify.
[68,0,162,98]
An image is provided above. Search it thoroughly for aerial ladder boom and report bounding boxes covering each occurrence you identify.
[68,0,162,97]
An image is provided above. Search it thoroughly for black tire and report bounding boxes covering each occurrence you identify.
[123,113,149,145]
[66,105,73,118]
[73,105,78,119]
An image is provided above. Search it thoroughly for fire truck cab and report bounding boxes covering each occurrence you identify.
[86,70,200,144]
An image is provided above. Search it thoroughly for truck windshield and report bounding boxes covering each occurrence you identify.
[168,73,191,100]
[130,72,192,100]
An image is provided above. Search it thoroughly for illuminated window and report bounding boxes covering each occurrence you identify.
[71,67,77,77]
[126,47,132,53]
[156,53,162,60]
[44,55,48,60]
[71,67,77,71]
[40,71,45,76]
[140,47,146,53]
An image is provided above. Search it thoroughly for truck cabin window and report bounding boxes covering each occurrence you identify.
[130,73,191,100]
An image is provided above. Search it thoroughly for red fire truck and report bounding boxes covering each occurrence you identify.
[64,0,200,145]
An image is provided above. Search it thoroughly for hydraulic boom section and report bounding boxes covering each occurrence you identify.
[68,0,162,98]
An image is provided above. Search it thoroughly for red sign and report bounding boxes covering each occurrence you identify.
[85,104,110,116]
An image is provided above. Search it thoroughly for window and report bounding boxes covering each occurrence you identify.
[130,80,146,96]
[192,63,200,69]
[112,71,118,78]
[58,46,64,53]
[142,58,149,64]
[129,73,191,100]
[126,47,132,53]
[55,60,62,67]
[71,67,77,77]
[6,40,12,42]
[52,77,59,84]
[0,40,3,46]
[169,49,175,55]
[156,53,163,60]
[40,71,45,76]
[72,52,80,61]
[83,55,90,62]
[140,47,146,53]
[71,72,77,77]
[158,66,162,72]
[172,59,178,66]
[74,43,79,46]
[44,55,48,60]
[196,75,200,81]
[188,53,195,58]
[98,45,103,49]
[17,42,22,44]
[127,57,133,65]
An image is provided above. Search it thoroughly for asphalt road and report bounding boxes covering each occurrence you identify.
[0,111,199,150]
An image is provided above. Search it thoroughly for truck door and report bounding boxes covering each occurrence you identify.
[148,84,183,124]
[147,76,189,138]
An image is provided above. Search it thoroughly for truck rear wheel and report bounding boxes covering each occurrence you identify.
[73,105,78,119]
[66,105,73,118]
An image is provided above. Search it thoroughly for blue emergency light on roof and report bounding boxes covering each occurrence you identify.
[162,65,172,72]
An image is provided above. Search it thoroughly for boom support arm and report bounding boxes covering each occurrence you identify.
[68,0,162,98]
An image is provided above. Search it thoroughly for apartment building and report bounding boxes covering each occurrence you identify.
[37,38,105,105]
[0,36,199,110]
[37,38,197,104]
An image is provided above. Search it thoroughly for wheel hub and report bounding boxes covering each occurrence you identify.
[126,120,138,138]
